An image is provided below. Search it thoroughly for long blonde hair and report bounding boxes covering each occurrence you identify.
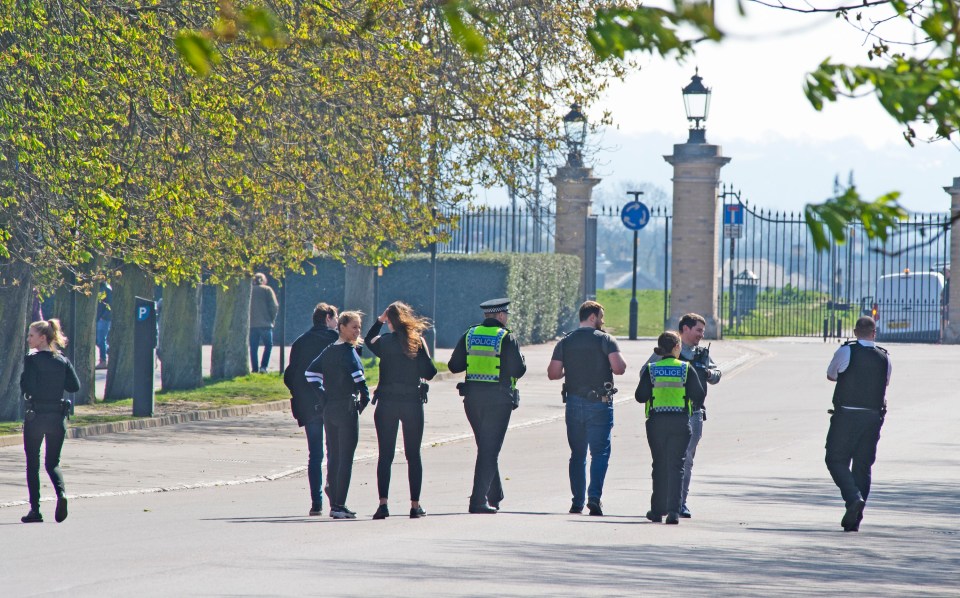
[385,301,430,359]
[30,319,68,353]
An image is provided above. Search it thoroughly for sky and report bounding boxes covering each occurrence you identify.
[569,2,959,213]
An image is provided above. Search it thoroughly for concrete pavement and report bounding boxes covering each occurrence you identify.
[2,337,958,596]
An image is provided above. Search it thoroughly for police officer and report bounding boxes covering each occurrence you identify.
[825,316,891,532]
[305,311,370,519]
[636,331,705,524]
[648,313,721,519]
[547,300,626,516]
[448,298,526,514]
[283,302,339,516]
[20,319,80,524]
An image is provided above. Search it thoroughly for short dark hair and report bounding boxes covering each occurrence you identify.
[854,316,877,336]
[678,313,706,333]
[312,302,338,327]
[579,300,603,322]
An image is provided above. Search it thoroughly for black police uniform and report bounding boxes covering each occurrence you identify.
[635,360,705,522]
[20,350,80,522]
[365,320,437,503]
[284,324,339,510]
[306,343,370,515]
[447,299,526,512]
[826,340,890,531]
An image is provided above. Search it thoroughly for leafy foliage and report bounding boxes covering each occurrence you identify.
[804,185,908,252]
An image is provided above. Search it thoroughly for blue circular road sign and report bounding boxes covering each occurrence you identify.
[621,201,650,231]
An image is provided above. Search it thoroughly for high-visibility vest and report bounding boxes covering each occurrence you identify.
[464,325,514,388]
[647,357,691,417]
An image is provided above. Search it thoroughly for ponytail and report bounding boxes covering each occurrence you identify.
[30,319,69,353]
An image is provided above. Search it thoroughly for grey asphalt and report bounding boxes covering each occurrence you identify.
[2,338,958,596]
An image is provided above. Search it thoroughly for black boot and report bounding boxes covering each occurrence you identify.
[55,495,68,523]
[21,508,43,523]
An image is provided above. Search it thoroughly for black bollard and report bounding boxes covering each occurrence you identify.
[133,297,158,417]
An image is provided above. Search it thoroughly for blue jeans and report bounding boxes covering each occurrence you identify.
[96,319,111,363]
[565,394,614,507]
[303,418,325,507]
[249,327,273,372]
[681,409,704,509]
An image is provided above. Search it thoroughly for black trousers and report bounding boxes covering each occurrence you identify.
[825,409,883,506]
[464,396,512,508]
[24,413,67,509]
[646,413,692,516]
[323,399,359,507]
[374,399,425,501]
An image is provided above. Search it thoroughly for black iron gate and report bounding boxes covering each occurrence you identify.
[719,186,951,341]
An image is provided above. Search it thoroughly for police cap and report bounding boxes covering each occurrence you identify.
[480,298,510,314]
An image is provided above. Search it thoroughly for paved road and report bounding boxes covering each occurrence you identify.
[2,338,958,596]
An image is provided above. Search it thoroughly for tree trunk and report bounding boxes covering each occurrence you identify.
[159,282,203,391]
[53,283,98,405]
[0,261,33,421]
[211,279,251,380]
[103,263,154,401]
[344,257,375,316]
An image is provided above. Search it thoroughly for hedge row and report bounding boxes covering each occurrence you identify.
[375,253,581,347]
[198,253,581,348]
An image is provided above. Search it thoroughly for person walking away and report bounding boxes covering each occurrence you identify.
[249,273,279,373]
[648,313,721,519]
[547,300,626,516]
[365,302,437,520]
[95,282,112,370]
[636,331,704,525]
[825,316,891,532]
[305,311,370,519]
[284,302,339,516]
[20,319,80,523]
[448,298,526,514]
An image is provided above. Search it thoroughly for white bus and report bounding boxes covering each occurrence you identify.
[870,270,945,342]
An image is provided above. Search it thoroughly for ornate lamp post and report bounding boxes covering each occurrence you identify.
[562,103,587,167]
[663,70,730,338]
[682,68,712,143]
[551,102,600,305]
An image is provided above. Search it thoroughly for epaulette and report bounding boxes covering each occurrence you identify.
[875,344,888,355]
[842,340,858,347]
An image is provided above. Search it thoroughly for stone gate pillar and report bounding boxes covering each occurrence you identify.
[663,141,731,339]
[551,165,600,301]
[943,178,960,343]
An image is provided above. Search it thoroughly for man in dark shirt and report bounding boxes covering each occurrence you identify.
[547,301,626,516]
[448,298,527,514]
[825,316,891,532]
[249,273,279,373]
[283,303,339,516]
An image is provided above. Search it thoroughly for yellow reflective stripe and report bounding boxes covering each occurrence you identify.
[653,381,684,388]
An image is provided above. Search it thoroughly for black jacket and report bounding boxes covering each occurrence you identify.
[284,325,339,426]
[448,317,526,400]
[20,351,80,411]
[306,342,370,404]
[365,320,437,401]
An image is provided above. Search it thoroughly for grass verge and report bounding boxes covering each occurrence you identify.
[597,289,669,337]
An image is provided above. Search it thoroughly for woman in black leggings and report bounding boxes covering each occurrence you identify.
[366,302,437,519]
[306,311,370,519]
[20,319,80,524]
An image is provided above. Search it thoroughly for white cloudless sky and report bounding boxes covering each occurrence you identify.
[585,1,958,212]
